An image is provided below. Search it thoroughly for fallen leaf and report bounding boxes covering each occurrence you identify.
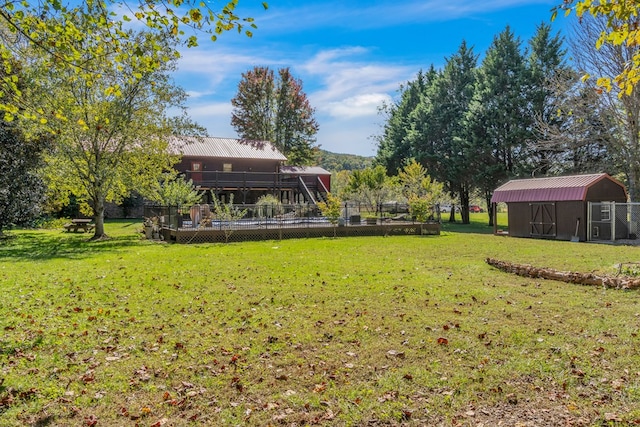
[605,413,622,422]
[386,350,405,359]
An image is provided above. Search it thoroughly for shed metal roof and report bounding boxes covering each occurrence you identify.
[172,136,287,161]
[491,173,624,203]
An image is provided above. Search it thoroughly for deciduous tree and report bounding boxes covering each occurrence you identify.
[317,192,342,237]
[0,0,266,122]
[568,14,640,201]
[148,173,204,207]
[554,0,640,95]
[346,165,397,214]
[533,70,619,176]
[35,29,199,239]
[231,66,318,165]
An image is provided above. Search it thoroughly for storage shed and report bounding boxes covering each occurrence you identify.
[491,173,627,241]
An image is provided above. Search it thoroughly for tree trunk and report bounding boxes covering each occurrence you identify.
[91,196,108,240]
[485,192,494,227]
[448,209,456,223]
[625,116,640,202]
[459,186,470,224]
[627,161,640,203]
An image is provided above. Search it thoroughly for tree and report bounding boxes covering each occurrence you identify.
[0,0,266,123]
[408,42,478,224]
[148,173,204,207]
[231,66,319,165]
[34,29,198,239]
[317,192,342,237]
[345,165,397,214]
[212,194,247,244]
[397,159,443,202]
[274,68,319,164]
[0,121,46,236]
[568,14,640,201]
[554,0,640,96]
[375,68,436,174]
[522,23,571,176]
[466,26,529,226]
[533,70,619,176]
[231,66,275,142]
[398,160,443,230]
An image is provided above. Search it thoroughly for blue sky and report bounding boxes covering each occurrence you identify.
[174,0,572,157]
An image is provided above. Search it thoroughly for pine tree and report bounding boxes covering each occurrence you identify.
[522,23,570,176]
[374,68,436,175]
[409,42,478,223]
[466,26,529,224]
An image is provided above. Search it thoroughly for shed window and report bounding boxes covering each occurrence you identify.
[223,163,232,172]
[601,204,611,221]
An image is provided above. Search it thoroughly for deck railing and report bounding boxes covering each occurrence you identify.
[184,170,322,190]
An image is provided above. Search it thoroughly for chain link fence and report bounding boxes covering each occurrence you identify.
[588,202,640,242]
[143,202,418,232]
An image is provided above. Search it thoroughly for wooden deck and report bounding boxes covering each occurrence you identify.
[161,222,440,244]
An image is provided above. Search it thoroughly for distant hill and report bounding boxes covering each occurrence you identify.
[314,149,374,172]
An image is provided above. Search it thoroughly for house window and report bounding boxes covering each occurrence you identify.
[601,203,611,221]
[223,163,232,172]
[191,162,202,172]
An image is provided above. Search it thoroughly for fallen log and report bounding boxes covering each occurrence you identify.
[485,258,640,290]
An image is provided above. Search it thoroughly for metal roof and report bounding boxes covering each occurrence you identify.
[280,166,331,175]
[171,136,287,161]
[491,173,624,203]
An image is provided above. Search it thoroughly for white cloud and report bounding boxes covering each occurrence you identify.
[323,93,391,118]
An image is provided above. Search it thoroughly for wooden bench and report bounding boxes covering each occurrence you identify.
[64,219,95,233]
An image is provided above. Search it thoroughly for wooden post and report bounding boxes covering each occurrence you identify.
[492,202,497,235]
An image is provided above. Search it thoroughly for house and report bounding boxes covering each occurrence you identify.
[490,173,628,241]
[172,136,330,204]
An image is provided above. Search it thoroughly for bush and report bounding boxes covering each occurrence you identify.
[256,194,283,218]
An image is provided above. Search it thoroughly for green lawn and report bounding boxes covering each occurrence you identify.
[1,219,639,426]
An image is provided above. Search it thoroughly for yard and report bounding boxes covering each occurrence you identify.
[1,218,640,426]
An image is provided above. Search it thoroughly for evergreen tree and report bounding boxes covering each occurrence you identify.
[409,42,478,223]
[0,121,46,236]
[466,26,529,224]
[374,68,437,174]
[231,66,318,165]
[522,23,570,176]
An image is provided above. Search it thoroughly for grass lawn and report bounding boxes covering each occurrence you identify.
[1,217,640,426]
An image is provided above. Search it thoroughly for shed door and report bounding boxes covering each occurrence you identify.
[530,203,556,237]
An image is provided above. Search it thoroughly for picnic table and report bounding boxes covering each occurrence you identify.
[64,219,95,233]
